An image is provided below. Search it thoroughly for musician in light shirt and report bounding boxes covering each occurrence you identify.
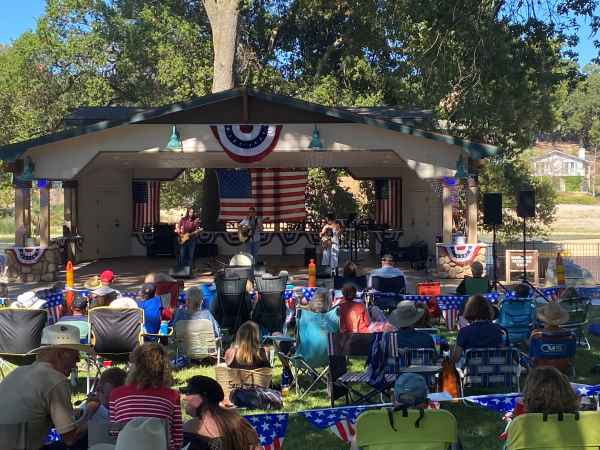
[239,206,262,262]
[176,206,201,268]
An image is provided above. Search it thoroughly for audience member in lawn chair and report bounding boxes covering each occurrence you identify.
[455,261,490,297]
[495,284,535,345]
[224,321,270,370]
[453,294,505,363]
[338,284,370,333]
[388,301,436,352]
[57,297,90,343]
[352,373,459,450]
[504,367,588,449]
[528,302,576,375]
[279,289,339,398]
[174,286,221,338]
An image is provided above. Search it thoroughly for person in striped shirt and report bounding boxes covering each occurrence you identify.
[109,343,182,450]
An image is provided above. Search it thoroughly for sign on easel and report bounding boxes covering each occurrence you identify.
[505,250,539,284]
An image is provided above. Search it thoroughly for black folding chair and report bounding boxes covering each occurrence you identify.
[0,308,47,377]
[369,276,406,312]
[213,275,250,336]
[89,307,144,364]
[253,274,288,334]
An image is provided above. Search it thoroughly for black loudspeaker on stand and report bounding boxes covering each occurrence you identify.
[483,193,503,291]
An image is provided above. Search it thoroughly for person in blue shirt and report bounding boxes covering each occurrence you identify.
[368,254,405,288]
[452,294,504,364]
[137,283,163,334]
[388,301,436,350]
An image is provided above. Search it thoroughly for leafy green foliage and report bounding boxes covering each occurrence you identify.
[478,157,557,240]
[564,175,585,191]
[305,169,358,224]
[160,169,204,211]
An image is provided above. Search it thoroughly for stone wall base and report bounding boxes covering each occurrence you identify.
[6,247,60,283]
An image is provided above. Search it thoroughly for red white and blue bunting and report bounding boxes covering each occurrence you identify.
[211,124,283,163]
[439,243,482,266]
[8,246,47,265]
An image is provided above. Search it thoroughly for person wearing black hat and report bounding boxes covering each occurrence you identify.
[181,376,260,450]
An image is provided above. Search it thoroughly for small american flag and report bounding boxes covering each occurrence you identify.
[465,393,521,413]
[217,168,307,221]
[301,405,374,443]
[245,413,288,450]
[133,181,160,231]
[42,292,64,324]
[375,178,402,228]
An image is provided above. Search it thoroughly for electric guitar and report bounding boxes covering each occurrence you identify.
[178,227,203,245]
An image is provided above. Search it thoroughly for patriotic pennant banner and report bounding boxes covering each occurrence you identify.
[9,246,47,265]
[439,244,482,266]
[211,124,283,163]
[245,413,288,450]
[300,405,375,443]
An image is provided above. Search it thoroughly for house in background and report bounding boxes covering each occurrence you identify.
[531,143,592,192]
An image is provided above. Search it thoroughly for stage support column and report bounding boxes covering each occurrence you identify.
[39,185,51,247]
[14,182,29,247]
[467,178,478,244]
[63,180,78,232]
[442,183,453,243]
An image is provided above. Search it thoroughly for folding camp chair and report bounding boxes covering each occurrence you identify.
[458,347,521,395]
[278,308,339,399]
[212,275,250,335]
[334,275,367,290]
[355,408,458,450]
[560,296,591,350]
[253,273,288,334]
[0,308,47,378]
[327,332,387,407]
[175,319,222,364]
[506,412,600,450]
[89,307,144,363]
[528,329,577,376]
[369,276,406,313]
[464,277,490,296]
[496,298,535,344]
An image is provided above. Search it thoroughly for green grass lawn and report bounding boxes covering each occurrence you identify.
[19,306,600,450]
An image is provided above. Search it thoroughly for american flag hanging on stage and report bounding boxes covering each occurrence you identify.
[375,178,402,228]
[245,413,288,450]
[133,181,160,231]
[217,169,307,221]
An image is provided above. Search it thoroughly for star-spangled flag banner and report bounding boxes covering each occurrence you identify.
[464,393,522,413]
[245,413,288,450]
[41,292,64,325]
[300,405,376,443]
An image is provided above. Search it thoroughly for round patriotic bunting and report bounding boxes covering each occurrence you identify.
[210,124,282,163]
[9,246,47,265]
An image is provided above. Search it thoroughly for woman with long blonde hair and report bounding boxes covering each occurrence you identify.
[224,321,270,370]
[109,343,183,450]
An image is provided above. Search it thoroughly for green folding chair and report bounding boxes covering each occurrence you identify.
[560,296,591,350]
[506,411,600,450]
[355,408,457,450]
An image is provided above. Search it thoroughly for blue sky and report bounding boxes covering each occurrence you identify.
[0,0,598,66]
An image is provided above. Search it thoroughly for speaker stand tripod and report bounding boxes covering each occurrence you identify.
[519,217,549,301]
[491,225,508,293]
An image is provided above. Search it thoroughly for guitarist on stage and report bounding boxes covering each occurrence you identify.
[239,206,262,262]
[176,206,201,268]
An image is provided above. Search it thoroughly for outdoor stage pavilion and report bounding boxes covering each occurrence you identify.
[0,88,497,283]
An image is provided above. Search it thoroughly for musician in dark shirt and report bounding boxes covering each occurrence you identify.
[176,207,201,268]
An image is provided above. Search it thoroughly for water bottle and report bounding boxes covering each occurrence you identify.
[159,320,169,336]
[281,368,291,397]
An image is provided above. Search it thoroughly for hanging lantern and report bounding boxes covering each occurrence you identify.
[164,125,183,152]
[308,125,323,150]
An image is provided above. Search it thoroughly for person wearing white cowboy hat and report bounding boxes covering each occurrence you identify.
[388,301,436,350]
[11,291,46,309]
[0,323,94,450]
[90,417,168,450]
[536,301,570,329]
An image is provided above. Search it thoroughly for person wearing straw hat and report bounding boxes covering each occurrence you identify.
[0,323,93,450]
[536,301,570,330]
[89,417,168,450]
[388,300,436,350]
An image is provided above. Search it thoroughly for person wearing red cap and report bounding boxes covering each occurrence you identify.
[100,270,115,287]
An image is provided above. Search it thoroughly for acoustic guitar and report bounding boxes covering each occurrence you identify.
[178,228,203,245]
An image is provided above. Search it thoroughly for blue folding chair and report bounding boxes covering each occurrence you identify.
[528,330,577,376]
[496,298,535,344]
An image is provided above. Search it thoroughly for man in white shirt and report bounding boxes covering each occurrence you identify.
[368,254,405,288]
[239,206,262,262]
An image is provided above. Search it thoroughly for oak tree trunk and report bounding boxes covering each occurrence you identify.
[201,0,240,230]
